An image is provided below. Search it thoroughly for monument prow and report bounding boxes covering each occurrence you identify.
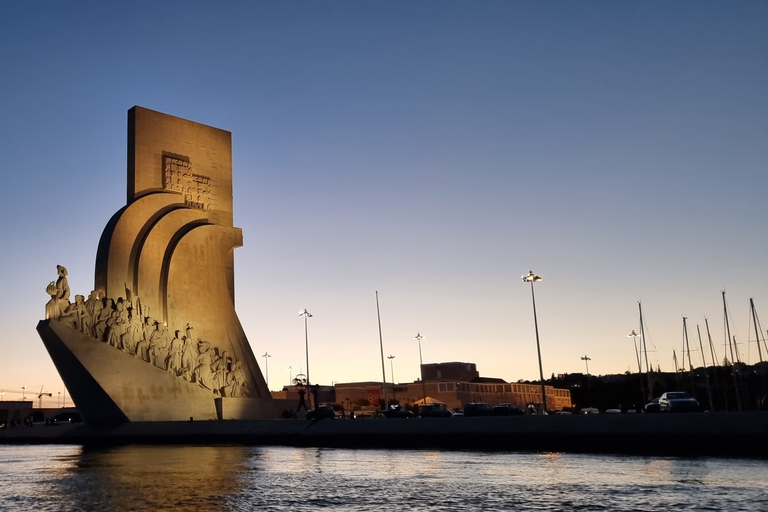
[39,107,278,424]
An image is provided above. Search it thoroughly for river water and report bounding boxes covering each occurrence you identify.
[0,445,766,511]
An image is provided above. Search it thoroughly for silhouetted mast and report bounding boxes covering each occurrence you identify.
[705,318,725,411]
[696,324,715,411]
[638,302,653,398]
[722,291,742,411]
[375,291,388,410]
[750,298,765,363]
[682,317,696,393]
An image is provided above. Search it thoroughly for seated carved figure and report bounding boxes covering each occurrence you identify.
[44,265,71,320]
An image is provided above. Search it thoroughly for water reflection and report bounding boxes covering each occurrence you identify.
[55,446,248,512]
[1,446,767,511]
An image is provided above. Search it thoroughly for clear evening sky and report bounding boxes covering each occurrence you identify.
[1,2,766,400]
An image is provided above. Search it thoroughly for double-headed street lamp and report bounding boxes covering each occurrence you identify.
[523,271,547,414]
[581,355,591,376]
[299,309,313,407]
[388,355,396,401]
[414,333,427,404]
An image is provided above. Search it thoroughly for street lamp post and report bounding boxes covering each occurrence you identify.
[388,355,396,402]
[414,333,427,404]
[523,271,548,414]
[299,309,313,408]
[262,352,271,390]
[581,355,591,376]
[627,329,647,403]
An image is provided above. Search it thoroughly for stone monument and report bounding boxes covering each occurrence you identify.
[37,106,278,425]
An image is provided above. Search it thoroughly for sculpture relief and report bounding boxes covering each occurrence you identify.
[45,265,71,320]
[163,156,215,210]
[44,268,249,398]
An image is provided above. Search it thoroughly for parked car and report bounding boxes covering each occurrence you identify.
[605,408,622,414]
[306,405,336,420]
[492,403,525,416]
[463,403,494,417]
[383,405,415,418]
[420,404,452,418]
[659,392,700,413]
[645,398,660,413]
[579,407,599,414]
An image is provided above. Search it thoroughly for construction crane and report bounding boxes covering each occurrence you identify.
[37,386,52,408]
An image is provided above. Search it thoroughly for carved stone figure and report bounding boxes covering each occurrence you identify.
[211,350,230,394]
[232,360,248,398]
[168,331,183,375]
[107,300,129,349]
[150,322,171,370]
[94,299,114,341]
[194,341,214,390]
[134,318,152,362]
[181,335,199,376]
[44,265,71,320]
[84,290,102,337]
[122,308,143,356]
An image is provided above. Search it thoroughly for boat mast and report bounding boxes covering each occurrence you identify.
[750,298,765,363]
[682,317,696,394]
[638,302,653,399]
[705,318,725,411]
[722,291,742,411]
[696,324,715,411]
[375,291,388,410]
[672,350,683,389]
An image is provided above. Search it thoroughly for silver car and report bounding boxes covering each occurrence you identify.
[659,392,700,412]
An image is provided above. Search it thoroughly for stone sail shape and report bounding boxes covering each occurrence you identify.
[39,107,277,423]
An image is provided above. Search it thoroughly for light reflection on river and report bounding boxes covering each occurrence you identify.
[1,445,767,511]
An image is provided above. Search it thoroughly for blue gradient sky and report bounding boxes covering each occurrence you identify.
[1,2,766,399]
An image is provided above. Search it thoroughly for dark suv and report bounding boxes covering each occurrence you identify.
[463,403,494,417]
[492,403,525,416]
[420,404,453,418]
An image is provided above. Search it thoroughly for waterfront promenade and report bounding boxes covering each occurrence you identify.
[2,412,767,457]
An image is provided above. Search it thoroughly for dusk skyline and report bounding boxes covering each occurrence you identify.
[1,2,766,402]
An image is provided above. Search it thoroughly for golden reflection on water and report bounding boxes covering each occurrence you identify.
[61,445,248,512]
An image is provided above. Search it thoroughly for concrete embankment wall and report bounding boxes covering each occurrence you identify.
[2,412,767,457]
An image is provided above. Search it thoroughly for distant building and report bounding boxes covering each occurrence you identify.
[332,362,572,412]
[0,400,33,427]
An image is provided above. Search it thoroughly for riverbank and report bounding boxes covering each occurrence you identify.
[2,412,767,457]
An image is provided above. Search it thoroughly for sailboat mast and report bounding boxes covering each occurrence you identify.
[682,317,696,393]
[722,291,742,411]
[723,291,739,363]
[638,302,652,399]
[696,324,715,411]
[750,298,764,363]
[375,291,388,410]
[705,317,725,411]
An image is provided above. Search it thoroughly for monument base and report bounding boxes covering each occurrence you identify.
[37,319,278,424]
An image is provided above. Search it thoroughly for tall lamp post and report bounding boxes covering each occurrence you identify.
[299,309,313,408]
[627,329,646,403]
[388,355,396,402]
[523,271,547,414]
[414,333,427,404]
[262,352,271,390]
[581,355,591,376]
